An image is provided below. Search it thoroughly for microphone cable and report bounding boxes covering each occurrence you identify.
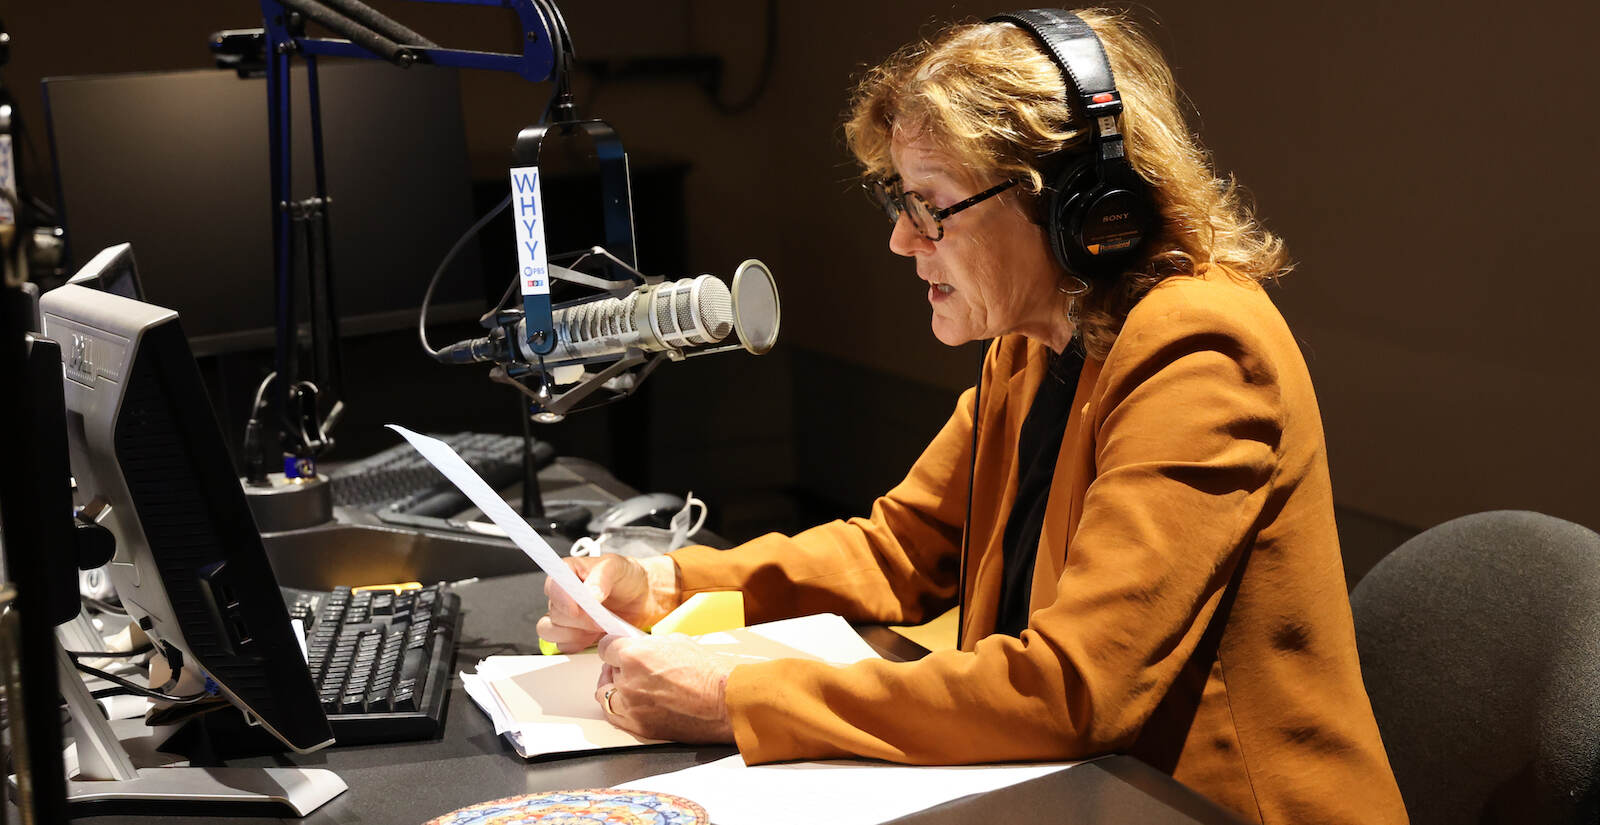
[956,338,989,650]
[419,40,568,363]
[419,193,511,361]
[710,0,778,116]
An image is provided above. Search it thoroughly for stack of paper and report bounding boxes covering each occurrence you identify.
[462,613,883,759]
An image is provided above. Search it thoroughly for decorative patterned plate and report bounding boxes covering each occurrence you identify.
[425,788,708,825]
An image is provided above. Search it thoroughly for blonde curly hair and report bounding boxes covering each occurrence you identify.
[844,9,1291,359]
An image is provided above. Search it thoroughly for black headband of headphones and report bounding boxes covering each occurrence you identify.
[985,9,1126,164]
[983,9,1154,279]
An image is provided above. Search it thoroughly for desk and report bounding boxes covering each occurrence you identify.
[70,570,1249,825]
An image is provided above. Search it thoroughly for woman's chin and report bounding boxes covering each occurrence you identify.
[930,320,971,348]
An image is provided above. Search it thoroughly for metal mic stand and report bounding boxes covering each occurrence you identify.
[243,0,560,535]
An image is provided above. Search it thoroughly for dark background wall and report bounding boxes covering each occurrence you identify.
[6,0,1597,584]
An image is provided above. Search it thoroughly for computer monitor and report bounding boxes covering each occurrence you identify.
[0,285,72,823]
[65,242,145,301]
[42,62,485,356]
[39,283,333,755]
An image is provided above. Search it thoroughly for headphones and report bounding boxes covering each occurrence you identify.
[986,9,1155,281]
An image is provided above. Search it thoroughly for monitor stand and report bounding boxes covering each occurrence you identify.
[6,644,346,817]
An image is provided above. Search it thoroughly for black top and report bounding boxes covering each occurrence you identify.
[994,347,1085,638]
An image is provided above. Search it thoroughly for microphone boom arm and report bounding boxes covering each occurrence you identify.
[251,0,560,474]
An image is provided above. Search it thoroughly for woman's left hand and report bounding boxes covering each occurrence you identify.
[595,634,738,744]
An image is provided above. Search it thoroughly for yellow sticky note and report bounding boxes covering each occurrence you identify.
[651,591,745,637]
[536,591,745,653]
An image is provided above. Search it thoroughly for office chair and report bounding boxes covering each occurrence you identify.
[1349,510,1600,825]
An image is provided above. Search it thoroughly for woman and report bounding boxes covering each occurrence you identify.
[539,9,1406,823]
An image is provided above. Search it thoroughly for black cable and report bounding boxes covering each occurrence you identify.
[533,0,575,88]
[419,193,511,360]
[241,371,276,481]
[72,661,211,704]
[711,0,777,116]
[419,18,572,365]
[65,645,153,659]
[956,339,988,650]
[89,687,150,700]
[526,0,574,118]
[82,596,126,616]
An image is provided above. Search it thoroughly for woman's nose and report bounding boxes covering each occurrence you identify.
[888,212,932,257]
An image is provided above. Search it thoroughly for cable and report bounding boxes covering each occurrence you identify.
[73,661,212,704]
[527,0,574,118]
[956,339,988,650]
[241,371,277,481]
[249,370,278,416]
[65,645,154,659]
[419,194,511,360]
[82,595,126,616]
[419,19,569,363]
[533,0,574,90]
[710,0,777,116]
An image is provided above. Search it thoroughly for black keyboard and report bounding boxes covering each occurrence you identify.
[283,582,462,746]
[329,432,554,528]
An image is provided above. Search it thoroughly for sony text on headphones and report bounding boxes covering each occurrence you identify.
[986,9,1155,280]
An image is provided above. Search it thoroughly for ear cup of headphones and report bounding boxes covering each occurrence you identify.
[1049,158,1155,280]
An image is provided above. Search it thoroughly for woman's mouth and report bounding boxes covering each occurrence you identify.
[928,282,954,302]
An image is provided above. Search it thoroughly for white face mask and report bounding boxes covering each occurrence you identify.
[569,494,708,559]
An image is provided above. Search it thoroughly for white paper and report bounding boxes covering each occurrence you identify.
[617,754,1081,825]
[461,614,882,759]
[460,671,509,731]
[386,425,641,638]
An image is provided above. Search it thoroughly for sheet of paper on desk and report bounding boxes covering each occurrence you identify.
[386,424,640,638]
[461,614,882,759]
[617,754,1082,825]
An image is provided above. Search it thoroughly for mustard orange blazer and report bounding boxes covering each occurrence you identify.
[670,265,1407,824]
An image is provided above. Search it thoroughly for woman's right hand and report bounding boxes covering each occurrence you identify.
[535,554,681,652]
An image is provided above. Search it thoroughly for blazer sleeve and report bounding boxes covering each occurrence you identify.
[668,381,980,627]
[722,285,1288,764]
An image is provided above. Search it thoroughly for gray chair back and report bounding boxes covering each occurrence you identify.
[1350,510,1600,825]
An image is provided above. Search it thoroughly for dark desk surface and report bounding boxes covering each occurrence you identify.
[75,571,1248,825]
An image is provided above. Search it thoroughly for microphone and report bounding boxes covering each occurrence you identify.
[436,261,779,377]
[538,274,734,364]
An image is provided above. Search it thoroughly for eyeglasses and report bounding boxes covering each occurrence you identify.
[863,174,1018,242]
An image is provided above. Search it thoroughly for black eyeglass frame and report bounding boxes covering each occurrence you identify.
[865,175,1019,242]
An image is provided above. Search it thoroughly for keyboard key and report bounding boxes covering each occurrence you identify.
[391,678,418,712]
[406,620,431,650]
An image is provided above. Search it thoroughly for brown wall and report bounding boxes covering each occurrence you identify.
[7,0,1598,536]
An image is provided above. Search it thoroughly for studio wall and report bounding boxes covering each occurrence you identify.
[6,0,1596,544]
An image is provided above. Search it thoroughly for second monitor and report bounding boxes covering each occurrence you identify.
[43,61,487,356]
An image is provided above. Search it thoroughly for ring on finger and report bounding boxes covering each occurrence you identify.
[603,686,619,716]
